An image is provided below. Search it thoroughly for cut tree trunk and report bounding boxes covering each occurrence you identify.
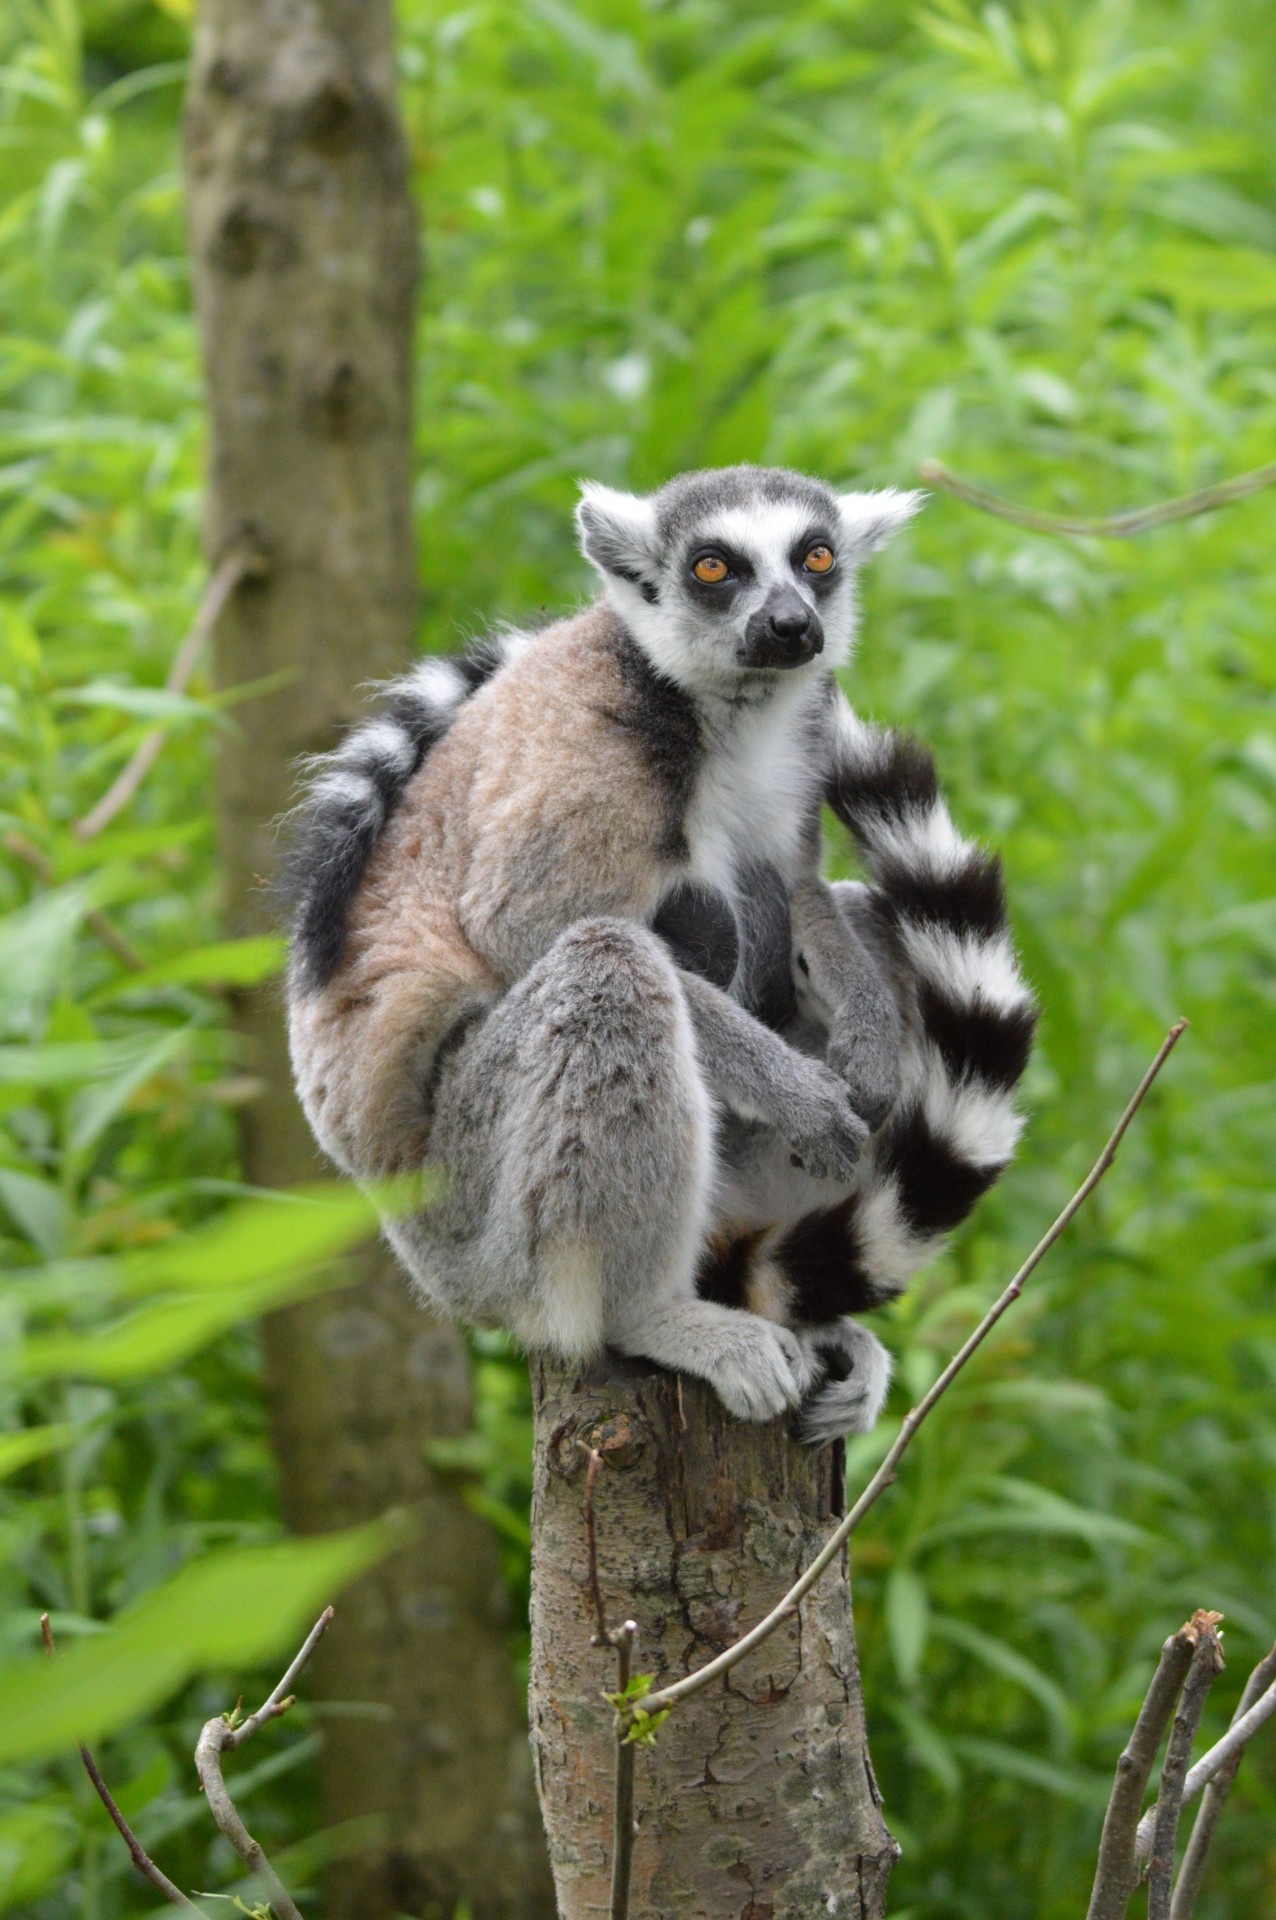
[183,5,553,1914]
[531,1355,898,1920]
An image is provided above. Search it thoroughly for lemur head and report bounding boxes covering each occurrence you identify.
[576,465,922,694]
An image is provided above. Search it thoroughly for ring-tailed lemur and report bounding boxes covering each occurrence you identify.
[284,466,1036,1443]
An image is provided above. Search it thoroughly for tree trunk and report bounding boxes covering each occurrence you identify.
[182,6,553,1914]
[530,1356,898,1920]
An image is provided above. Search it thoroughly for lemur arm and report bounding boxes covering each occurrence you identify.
[677,966,868,1184]
[788,876,902,1130]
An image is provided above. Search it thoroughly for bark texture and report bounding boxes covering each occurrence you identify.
[183,7,553,1914]
[531,1356,898,1920]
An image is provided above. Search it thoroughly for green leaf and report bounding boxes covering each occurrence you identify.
[0,1522,403,1767]
[950,1737,1108,1806]
[930,1616,1074,1737]
[0,1167,68,1258]
[0,1802,77,1910]
[0,885,88,1033]
[885,1563,930,1688]
[0,1423,74,1479]
[94,935,286,997]
[1133,241,1276,310]
[65,1026,191,1152]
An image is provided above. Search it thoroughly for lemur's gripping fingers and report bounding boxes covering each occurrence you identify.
[774,1059,871,1184]
[824,986,902,1133]
[709,1320,818,1423]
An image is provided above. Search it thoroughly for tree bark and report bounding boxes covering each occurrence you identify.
[182,6,553,1914]
[530,1356,898,1920]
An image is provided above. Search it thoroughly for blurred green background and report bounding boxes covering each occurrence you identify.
[1,0,1274,1913]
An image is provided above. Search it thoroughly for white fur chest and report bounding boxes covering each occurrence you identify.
[683,685,819,897]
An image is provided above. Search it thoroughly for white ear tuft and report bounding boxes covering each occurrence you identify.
[575,482,658,582]
[837,488,926,560]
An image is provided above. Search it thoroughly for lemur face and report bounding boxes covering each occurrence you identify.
[576,465,922,694]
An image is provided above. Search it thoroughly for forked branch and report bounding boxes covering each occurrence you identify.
[193,1605,333,1920]
[1144,1615,1225,1920]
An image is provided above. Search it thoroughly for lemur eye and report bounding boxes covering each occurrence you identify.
[692,553,730,584]
[803,544,835,575]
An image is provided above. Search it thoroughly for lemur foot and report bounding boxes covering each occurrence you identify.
[611,1302,818,1423]
[794,1319,893,1445]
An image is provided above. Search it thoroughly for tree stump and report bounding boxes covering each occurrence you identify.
[530,1356,898,1920]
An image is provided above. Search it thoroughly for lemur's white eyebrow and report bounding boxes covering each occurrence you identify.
[693,500,828,571]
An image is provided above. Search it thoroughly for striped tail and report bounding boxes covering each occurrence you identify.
[280,639,517,994]
[815,704,1038,1303]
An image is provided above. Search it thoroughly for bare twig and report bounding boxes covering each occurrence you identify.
[1135,1671,1276,1868]
[193,1605,333,1920]
[223,1603,333,1749]
[610,1621,638,1920]
[1085,1621,1200,1920]
[1145,1614,1225,1920]
[41,1614,205,1913]
[1171,1640,1276,1920]
[74,546,261,844]
[919,457,1276,539]
[633,1020,1188,1725]
[6,832,144,973]
[580,1446,640,1920]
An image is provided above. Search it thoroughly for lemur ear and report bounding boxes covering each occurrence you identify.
[575,483,659,583]
[836,488,925,561]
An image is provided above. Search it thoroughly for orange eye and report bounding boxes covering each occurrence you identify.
[804,544,835,574]
[693,553,730,584]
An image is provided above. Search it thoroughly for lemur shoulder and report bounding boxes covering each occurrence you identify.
[284,466,1036,1443]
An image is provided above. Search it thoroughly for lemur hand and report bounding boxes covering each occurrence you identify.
[825,1004,901,1132]
[774,1058,870,1183]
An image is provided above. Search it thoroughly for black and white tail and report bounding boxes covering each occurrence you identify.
[716,705,1037,1392]
[280,638,518,994]
[820,705,1037,1297]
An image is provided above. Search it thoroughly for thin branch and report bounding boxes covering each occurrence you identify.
[41,1614,205,1913]
[1136,1672,1276,1868]
[919,457,1276,539]
[580,1446,640,1919]
[6,832,144,973]
[73,546,261,844]
[634,1020,1188,1724]
[1146,1614,1225,1920]
[1085,1622,1199,1920]
[193,1605,332,1920]
[224,1604,333,1749]
[1171,1639,1276,1920]
[610,1622,638,1920]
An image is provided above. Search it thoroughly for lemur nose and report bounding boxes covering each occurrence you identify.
[768,607,811,640]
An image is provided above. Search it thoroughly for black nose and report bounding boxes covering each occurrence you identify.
[740,590,824,669]
[768,607,811,643]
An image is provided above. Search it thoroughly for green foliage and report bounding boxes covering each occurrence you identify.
[606,1673,672,1748]
[1,0,1274,1915]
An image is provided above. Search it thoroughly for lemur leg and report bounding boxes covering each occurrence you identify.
[790,876,903,1129]
[388,917,814,1422]
[677,967,869,1180]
